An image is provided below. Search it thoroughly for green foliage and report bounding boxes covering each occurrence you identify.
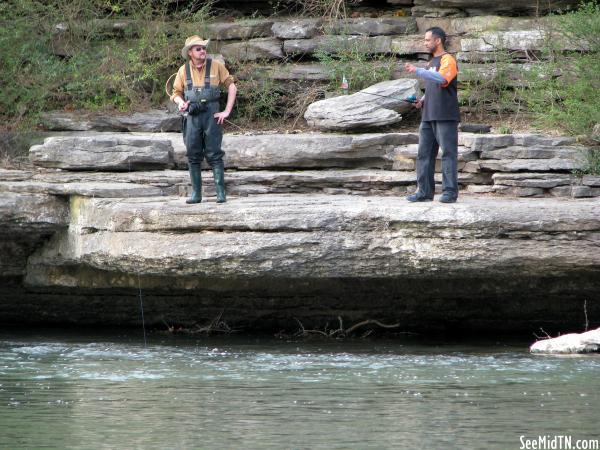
[459,43,528,123]
[461,1,599,139]
[573,146,600,176]
[315,37,396,94]
[584,147,600,175]
[300,0,352,19]
[524,1,600,136]
[0,0,210,129]
[234,76,283,123]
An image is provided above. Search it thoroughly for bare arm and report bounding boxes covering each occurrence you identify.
[214,82,237,125]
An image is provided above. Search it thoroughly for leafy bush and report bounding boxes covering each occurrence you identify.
[315,37,396,93]
[0,0,204,129]
[524,1,600,136]
[459,48,528,122]
[234,77,283,123]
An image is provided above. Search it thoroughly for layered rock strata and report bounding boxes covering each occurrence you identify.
[1,131,599,333]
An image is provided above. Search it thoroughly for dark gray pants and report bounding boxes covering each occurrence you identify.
[416,120,459,199]
[182,101,224,168]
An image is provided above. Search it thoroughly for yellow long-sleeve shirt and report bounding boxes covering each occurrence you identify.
[170,58,234,102]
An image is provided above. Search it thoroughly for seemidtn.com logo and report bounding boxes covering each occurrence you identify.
[520,435,600,450]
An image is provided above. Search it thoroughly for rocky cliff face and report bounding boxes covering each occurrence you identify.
[191,0,581,17]
[9,2,596,334]
[1,130,599,334]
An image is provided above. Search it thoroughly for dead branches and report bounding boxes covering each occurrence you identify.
[283,316,403,339]
[162,310,236,336]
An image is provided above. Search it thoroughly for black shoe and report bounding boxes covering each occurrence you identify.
[406,193,433,202]
[439,193,457,203]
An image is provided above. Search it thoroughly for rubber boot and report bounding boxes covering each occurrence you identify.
[212,165,226,203]
[186,164,202,204]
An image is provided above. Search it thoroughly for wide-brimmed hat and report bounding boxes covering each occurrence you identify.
[181,35,210,59]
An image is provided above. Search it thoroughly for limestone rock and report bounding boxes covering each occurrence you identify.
[220,132,419,169]
[492,186,545,197]
[0,180,170,198]
[460,31,587,53]
[239,63,330,82]
[183,169,418,197]
[456,51,506,64]
[220,38,283,62]
[392,144,479,162]
[0,191,69,277]
[459,123,491,134]
[411,6,465,18]
[571,186,600,198]
[392,34,461,55]
[271,19,322,39]
[0,191,68,233]
[554,186,600,199]
[0,168,420,198]
[411,0,580,16]
[459,63,536,87]
[391,34,460,55]
[52,19,148,42]
[284,35,392,56]
[492,173,574,189]
[530,327,600,354]
[304,79,419,130]
[592,124,600,142]
[330,17,417,36]
[480,146,583,160]
[460,134,576,152]
[207,20,274,40]
[583,176,600,187]
[24,195,600,290]
[40,131,419,171]
[466,185,494,194]
[0,169,33,182]
[550,186,573,197]
[40,110,181,132]
[479,158,584,173]
[29,136,174,171]
[283,37,321,55]
[415,16,536,35]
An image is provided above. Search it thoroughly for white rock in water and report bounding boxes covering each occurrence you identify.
[530,327,600,354]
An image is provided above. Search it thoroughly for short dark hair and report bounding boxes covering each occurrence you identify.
[426,27,447,47]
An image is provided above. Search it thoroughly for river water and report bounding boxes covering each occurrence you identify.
[0,330,598,449]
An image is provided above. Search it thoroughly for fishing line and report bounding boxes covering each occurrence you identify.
[138,273,147,348]
[165,72,249,133]
[356,91,418,103]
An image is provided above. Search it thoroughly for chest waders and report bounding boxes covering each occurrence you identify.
[182,58,227,203]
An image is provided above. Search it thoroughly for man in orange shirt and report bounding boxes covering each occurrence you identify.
[404,27,460,203]
[171,35,237,204]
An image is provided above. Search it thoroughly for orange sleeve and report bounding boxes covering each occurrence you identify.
[439,54,458,87]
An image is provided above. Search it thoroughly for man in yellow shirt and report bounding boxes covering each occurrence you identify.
[171,35,237,204]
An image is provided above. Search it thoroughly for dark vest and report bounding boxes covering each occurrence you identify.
[422,54,460,122]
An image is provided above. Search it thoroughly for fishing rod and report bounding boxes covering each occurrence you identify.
[356,92,419,103]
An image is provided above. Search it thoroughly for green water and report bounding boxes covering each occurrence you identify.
[0,331,598,449]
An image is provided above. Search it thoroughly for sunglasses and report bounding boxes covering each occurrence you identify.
[191,46,206,51]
